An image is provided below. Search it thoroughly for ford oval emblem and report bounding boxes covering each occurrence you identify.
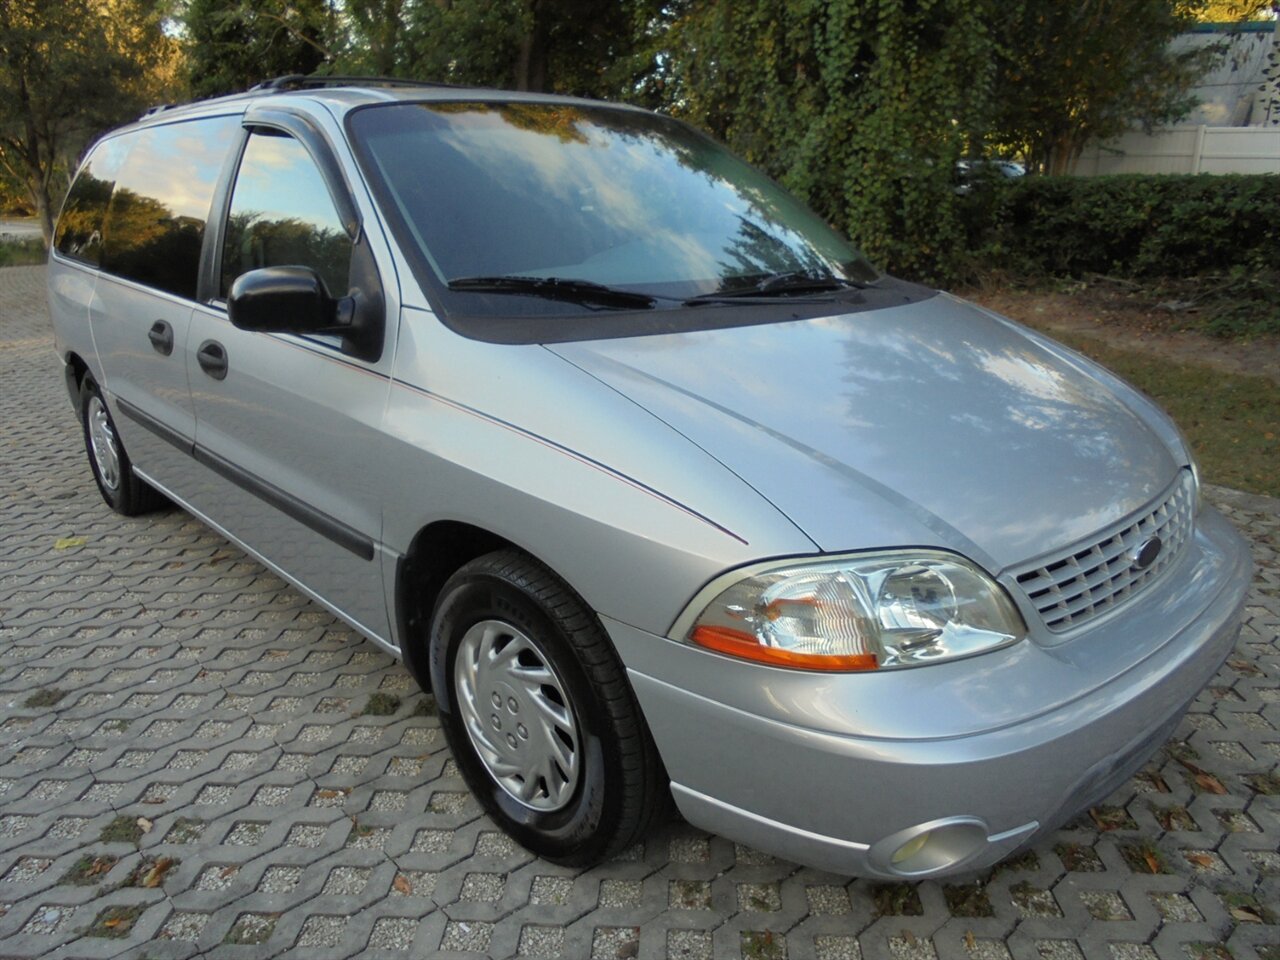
[1130,536,1162,571]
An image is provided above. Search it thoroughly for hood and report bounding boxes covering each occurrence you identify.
[549,294,1180,572]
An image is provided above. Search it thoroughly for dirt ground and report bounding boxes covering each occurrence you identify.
[961,283,1280,385]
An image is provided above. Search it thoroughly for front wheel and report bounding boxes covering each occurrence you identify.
[429,550,666,865]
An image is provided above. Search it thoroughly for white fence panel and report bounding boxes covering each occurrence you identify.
[1077,125,1280,176]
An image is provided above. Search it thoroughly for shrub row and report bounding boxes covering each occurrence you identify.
[958,172,1280,281]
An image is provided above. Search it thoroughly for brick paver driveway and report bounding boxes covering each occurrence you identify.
[2,264,1277,960]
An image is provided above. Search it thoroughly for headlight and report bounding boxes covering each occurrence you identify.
[1169,422,1202,514]
[678,552,1026,671]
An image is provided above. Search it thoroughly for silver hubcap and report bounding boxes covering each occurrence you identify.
[454,619,580,811]
[87,396,120,492]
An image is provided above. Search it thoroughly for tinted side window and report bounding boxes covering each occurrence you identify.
[220,131,352,299]
[54,137,132,267]
[102,116,240,299]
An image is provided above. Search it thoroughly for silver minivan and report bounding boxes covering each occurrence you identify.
[48,77,1252,879]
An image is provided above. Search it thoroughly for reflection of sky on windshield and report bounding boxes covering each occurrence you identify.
[231,134,342,232]
[361,104,862,288]
[433,113,834,281]
[112,116,239,220]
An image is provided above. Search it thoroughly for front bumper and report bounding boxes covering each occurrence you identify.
[605,506,1252,878]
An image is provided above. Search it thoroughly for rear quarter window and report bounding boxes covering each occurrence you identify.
[54,137,132,267]
[101,115,241,300]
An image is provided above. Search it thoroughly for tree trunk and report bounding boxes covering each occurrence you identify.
[34,187,53,246]
[514,0,549,91]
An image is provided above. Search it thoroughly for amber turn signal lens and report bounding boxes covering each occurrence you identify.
[690,625,879,671]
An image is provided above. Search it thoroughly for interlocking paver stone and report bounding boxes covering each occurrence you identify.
[2,263,1278,959]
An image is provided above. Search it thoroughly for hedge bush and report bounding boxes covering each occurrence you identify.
[962,173,1280,280]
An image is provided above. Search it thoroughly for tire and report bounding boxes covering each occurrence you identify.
[79,376,166,516]
[429,549,666,865]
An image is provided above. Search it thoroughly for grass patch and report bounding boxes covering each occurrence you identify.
[165,817,205,844]
[1151,804,1197,832]
[1221,891,1274,925]
[0,237,46,267]
[124,855,179,888]
[361,692,401,716]
[870,882,923,916]
[23,688,66,708]
[1088,805,1138,832]
[412,695,438,717]
[943,882,994,917]
[1186,945,1233,960]
[1054,842,1104,872]
[740,931,785,960]
[99,815,144,845]
[1038,329,1279,497]
[225,913,277,945]
[59,854,118,886]
[1009,881,1061,917]
[86,904,145,938]
[1119,839,1171,874]
[1244,772,1280,795]
[671,878,711,909]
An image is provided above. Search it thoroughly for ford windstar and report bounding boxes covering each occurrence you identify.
[47,76,1252,878]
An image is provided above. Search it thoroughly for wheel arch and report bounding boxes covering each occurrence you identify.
[397,520,542,691]
[64,350,90,408]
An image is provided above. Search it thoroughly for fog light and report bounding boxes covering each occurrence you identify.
[870,817,989,877]
[891,832,930,864]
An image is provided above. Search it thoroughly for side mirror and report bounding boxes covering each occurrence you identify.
[227,265,382,360]
[228,265,340,334]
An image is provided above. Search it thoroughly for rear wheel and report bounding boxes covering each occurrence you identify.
[79,376,165,516]
[429,549,666,865]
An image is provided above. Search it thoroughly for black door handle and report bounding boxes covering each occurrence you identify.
[196,340,228,380]
[148,320,173,356]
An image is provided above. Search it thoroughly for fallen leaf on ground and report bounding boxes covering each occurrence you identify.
[136,817,153,833]
[1194,773,1228,795]
[1185,852,1215,867]
[103,918,122,928]
[1230,906,1262,923]
[141,857,175,888]
[54,536,86,550]
[393,874,412,895]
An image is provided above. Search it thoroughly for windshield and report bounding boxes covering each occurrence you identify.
[348,101,879,312]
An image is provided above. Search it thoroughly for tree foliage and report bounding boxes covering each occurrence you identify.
[0,0,176,241]
[645,0,1002,281]
[182,0,338,97]
[988,1,1222,175]
[338,0,659,96]
[5,0,1246,282]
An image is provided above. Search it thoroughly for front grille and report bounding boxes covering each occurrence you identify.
[1014,470,1196,632]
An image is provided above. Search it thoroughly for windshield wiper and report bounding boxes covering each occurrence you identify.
[683,270,873,305]
[448,275,656,309]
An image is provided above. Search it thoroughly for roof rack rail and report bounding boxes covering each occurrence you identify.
[248,74,466,92]
[140,102,179,118]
